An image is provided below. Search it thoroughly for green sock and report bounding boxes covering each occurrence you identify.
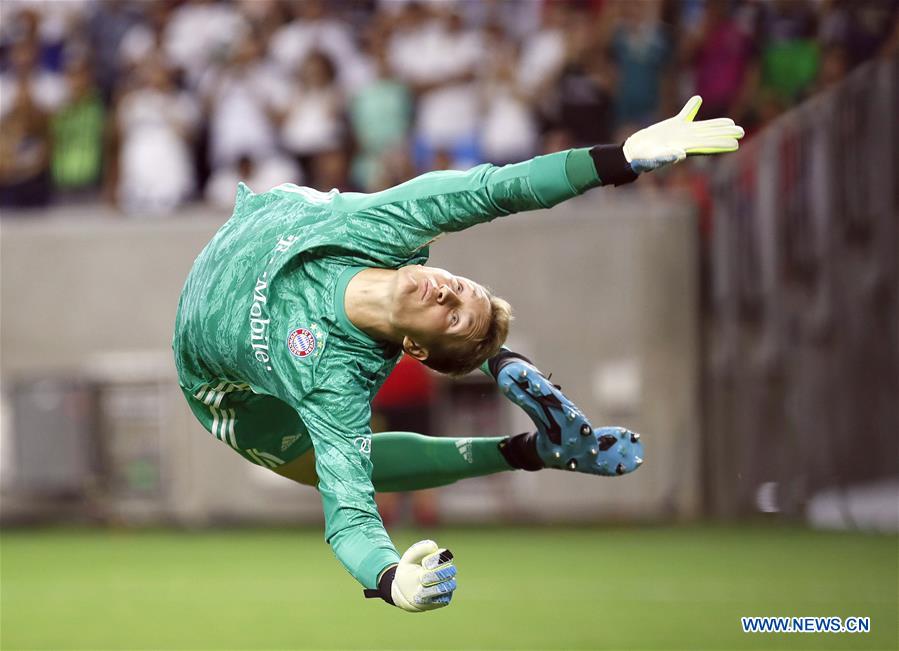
[370,432,513,492]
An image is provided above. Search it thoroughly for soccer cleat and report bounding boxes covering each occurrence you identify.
[496,359,644,476]
[541,425,643,476]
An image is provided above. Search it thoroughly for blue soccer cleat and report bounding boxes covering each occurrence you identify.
[495,359,644,476]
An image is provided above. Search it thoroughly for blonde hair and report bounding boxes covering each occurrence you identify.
[422,294,513,377]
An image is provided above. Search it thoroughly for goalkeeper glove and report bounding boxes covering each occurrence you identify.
[364,540,457,612]
[623,95,745,173]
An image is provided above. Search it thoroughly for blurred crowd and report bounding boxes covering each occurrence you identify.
[1,0,896,215]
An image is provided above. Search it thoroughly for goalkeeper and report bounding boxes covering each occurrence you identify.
[173,97,742,612]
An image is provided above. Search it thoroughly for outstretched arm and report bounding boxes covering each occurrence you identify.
[328,96,742,259]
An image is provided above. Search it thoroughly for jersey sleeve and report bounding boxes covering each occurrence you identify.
[297,387,400,589]
[331,148,602,259]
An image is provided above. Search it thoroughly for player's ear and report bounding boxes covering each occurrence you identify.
[402,336,429,361]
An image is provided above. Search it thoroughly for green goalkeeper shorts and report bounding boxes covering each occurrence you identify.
[181,383,313,469]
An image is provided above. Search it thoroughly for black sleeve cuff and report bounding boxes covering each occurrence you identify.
[487,349,535,379]
[589,145,639,187]
[362,565,396,605]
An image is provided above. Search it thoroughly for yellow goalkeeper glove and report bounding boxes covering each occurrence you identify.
[623,95,745,173]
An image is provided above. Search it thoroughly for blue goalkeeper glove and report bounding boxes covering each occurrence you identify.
[490,351,644,476]
[364,540,456,612]
[623,95,744,173]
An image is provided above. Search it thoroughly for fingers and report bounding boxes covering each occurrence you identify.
[682,121,744,155]
[685,138,741,154]
[417,578,457,601]
[428,593,453,606]
[677,95,703,122]
[418,549,456,609]
[422,564,457,587]
[401,539,439,565]
[422,547,453,570]
[695,117,737,128]
[417,591,454,610]
[692,125,744,138]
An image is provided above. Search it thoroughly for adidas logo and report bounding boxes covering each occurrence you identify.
[281,433,302,451]
[455,438,473,463]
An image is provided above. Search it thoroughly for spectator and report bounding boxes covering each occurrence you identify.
[205,154,301,209]
[609,0,672,128]
[757,0,820,105]
[479,28,538,164]
[680,0,757,123]
[1,2,85,74]
[368,145,417,193]
[0,38,68,120]
[87,0,142,103]
[199,31,290,171]
[51,56,105,196]
[0,39,61,209]
[517,2,568,100]
[112,56,199,215]
[311,148,353,192]
[163,0,248,89]
[348,35,412,191]
[460,0,541,42]
[269,0,362,93]
[816,0,899,66]
[235,0,286,43]
[0,76,51,209]
[389,4,483,170]
[545,11,616,147]
[279,51,346,186]
[814,44,851,91]
[117,1,174,78]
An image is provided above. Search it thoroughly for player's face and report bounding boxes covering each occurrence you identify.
[394,265,492,356]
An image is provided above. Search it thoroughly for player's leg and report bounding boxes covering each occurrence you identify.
[273,431,523,491]
[369,432,514,492]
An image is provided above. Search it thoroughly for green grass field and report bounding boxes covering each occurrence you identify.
[1,525,896,651]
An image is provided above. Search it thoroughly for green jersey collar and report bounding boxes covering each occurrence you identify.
[335,266,380,346]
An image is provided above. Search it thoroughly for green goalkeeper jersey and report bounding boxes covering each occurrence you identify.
[173,148,602,589]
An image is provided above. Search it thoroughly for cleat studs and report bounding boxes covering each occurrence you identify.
[630,432,640,443]
[580,424,592,437]
[519,369,528,380]
[553,451,561,459]
[566,410,576,422]
[589,448,598,456]
[635,456,643,466]
[619,427,627,435]
[615,463,626,475]
[566,459,578,471]
[598,435,617,451]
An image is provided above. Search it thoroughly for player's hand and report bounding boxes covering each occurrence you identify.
[623,95,744,173]
[391,540,457,613]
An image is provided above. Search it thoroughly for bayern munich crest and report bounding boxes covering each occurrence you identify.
[287,326,318,358]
